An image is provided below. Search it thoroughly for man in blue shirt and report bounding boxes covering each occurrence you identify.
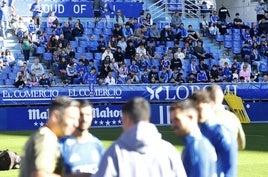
[190,90,238,177]
[59,99,105,174]
[170,99,217,177]
[30,0,42,28]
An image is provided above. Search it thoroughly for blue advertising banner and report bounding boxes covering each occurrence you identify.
[0,104,171,130]
[12,0,142,18]
[0,83,268,106]
[0,101,267,131]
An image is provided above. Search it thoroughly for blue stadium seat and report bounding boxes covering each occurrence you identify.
[2,67,11,74]
[124,58,131,66]
[5,79,14,85]
[43,52,52,67]
[75,52,83,59]
[94,53,102,60]
[106,22,114,29]
[87,21,95,28]
[79,40,88,48]
[8,72,17,80]
[70,40,78,49]
[86,52,94,59]
[103,28,112,36]
[0,72,8,79]
[96,21,104,29]
[85,28,93,35]
[0,79,4,85]
[76,47,86,53]
[94,28,103,35]
[36,46,46,55]
[12,65,21,73]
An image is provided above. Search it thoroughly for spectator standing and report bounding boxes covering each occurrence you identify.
[93,0,103,24]
[30,0,42,28]
[93,97,187,177]
[20,32,32,62]
[218,4,230,23]
[255,0,266,22]
[0,0,9,38]
[170,11,182,29]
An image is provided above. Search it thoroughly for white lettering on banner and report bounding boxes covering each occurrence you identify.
[93,107,121,118]
[42,4,65,14]
[147,85,238,100]
[28,109,49,120]
[73,4,87,14]
[2,89,59,99]
[68,88,122,97]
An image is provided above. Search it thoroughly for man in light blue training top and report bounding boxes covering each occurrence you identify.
[190,90,238,177]
[170,99,217,177]
[93,97,187,177]
[59,99,105,174]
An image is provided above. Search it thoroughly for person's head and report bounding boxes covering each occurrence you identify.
[121,97,151,131]
[76,99,93,132]
[205,84,224,106]
[189,90,213,123]
[170,99,199,138]
[47,96,80,138]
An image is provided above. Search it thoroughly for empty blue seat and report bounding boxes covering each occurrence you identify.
[75,52,83,59]
[96,21,104,29]
[36,46,46,55]
[76,47,86,53]
[94,53,102,60]
[86,52,94,59]
[5,79,14,85]
[79,40,88,48]
[87,21,95,28]
[70,40,78,49]
[106,22,114,29]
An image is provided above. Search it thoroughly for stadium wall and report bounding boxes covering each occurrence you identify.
[0,83,268,131]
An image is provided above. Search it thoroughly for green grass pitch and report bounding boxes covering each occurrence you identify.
[0,124,267,177]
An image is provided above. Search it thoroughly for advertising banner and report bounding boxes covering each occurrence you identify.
[1,83,268,106]
[12,0,142,18]
[0,101,267,131]
[0,104,171,130]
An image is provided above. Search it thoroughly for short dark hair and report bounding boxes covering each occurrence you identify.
[189,90,212,105]
[169,99,197,114]
[49,96,80,117]
[122,97,151,123]
[76,99,92,108]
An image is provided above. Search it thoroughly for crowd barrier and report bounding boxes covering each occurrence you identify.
[0,83,268,131]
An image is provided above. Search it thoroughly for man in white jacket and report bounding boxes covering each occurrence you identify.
[93,97,187,177]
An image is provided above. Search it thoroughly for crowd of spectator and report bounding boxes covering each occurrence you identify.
[2,1,268,87]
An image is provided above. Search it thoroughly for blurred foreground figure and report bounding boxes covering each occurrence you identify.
[59,99,105,174]
[93,97,187,177]
[170,99,217,177]
[19,96,90,177]
[205,84,246,150]
[190,90,238,177]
